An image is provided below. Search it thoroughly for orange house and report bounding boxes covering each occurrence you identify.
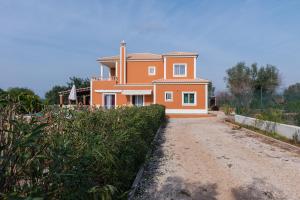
[90,41,210,116]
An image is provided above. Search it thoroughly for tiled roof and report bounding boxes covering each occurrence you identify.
[163,51,198,56]
[153,78,210,83]
[98,51,198,61]
[98,53,162,61]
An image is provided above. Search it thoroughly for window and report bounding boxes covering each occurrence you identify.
[132,95,144,107]
[103,94,116,109]
[173,64,187,77]
[148,66,156,76]
[182,92,196,106]
[165,91,173,102]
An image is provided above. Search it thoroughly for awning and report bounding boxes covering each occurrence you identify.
[122,90,152,95]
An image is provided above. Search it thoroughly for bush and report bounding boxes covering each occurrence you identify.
[296,113,300,126]
[255,109,283,123]
[221,104,234,115]
[0,104,165,199]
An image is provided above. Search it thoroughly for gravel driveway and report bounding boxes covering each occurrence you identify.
[134,113,300,200]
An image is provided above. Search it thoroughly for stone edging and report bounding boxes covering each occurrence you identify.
[127,125,164,200]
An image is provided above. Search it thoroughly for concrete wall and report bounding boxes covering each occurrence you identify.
[234,115,300,140]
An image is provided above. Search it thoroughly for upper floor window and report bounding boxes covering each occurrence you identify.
[165,91,173,102]
[173,64,187,77]
[182,92,196,106]
[148,66,156,76]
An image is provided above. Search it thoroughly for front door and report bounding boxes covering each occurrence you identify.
[104,94,116,109]
[132,95,144,107]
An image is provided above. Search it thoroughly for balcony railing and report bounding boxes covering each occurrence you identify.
[91,76,118,81]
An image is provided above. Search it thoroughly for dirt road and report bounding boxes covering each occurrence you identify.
[134,114,300,200]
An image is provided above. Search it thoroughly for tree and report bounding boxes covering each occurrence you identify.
[45,85,69,105]
[284,83,300,102]
[67,77,90,88]
[45,77,90,105]
[283,83,300,112]
[0,87,42,113]
[208,82,215,97]
[225,62,254,110]
[252,65,280,107]
[225,62,281,111]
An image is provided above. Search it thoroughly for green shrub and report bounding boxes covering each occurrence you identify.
[256,108,283,123]
[0,104,165,199]
[295,113,300,126]
[221,104,234,115]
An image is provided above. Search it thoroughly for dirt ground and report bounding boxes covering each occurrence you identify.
[134,112,300,200]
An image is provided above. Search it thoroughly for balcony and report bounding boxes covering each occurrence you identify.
[91,76,118,81]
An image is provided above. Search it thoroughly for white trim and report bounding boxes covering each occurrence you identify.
[117,84,153,87]
[119,46,122,84]
[90,79,93,107]
[163,55,198,58]
[100,64,104,78]
[164,91,173,102]
[124,46,126,84]
[148,66,156,76]
[194,57,196,79]
[165,109,207,114]
[153,82,209,85]
[95,89,122,93]
[154,84,157,104]
[115,61,118,80]
[182,91,197,106]
[122,90,152,95]
[164,57,166,79]
[173,63,187,77]
[102,93,117,108]
[205,84,208,111]
[128,59,162,62]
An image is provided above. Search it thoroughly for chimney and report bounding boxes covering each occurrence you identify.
[120,40,126,84]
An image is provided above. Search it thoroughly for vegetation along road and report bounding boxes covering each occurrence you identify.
[135,113,300,200]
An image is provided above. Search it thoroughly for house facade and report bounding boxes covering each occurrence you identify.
[90,41,210,116]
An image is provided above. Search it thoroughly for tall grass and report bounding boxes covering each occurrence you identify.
[0,103,165,199]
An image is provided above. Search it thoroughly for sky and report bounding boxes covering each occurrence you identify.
[0,0,299,97]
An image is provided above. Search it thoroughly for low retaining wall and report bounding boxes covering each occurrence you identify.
[234,115,300,140]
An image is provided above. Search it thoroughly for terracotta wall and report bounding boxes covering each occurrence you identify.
[91,79,154,106]
[155,84,206,109]
[165,57,195,79]
[126,61,164,84]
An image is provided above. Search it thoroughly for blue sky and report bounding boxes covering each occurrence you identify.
[0,0,299,97]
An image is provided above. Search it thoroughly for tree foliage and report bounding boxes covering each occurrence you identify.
[0,87,42,114]
[45,85,68,105]
[225,62,254,109]
[284,83,300,102]
[67,76,90,88]
[45,77,90,105]
[225,62,280,111]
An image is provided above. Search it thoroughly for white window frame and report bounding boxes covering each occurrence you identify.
[173,63,187,77]
[182,91,197,106]
[164,91,173,102]
[148,66,156,76]
[102,93,117,109]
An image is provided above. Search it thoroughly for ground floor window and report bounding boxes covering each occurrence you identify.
[165,91,173,102]
[103,94,115,109]
[182,92,196,106]
[132,95,144,106]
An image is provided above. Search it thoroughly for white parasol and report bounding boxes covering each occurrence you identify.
[68,85,77,101]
